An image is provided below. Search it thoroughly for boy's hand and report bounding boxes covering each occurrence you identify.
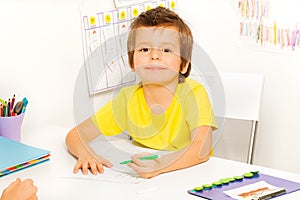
[73,155,113,175]
[127,153,161,178]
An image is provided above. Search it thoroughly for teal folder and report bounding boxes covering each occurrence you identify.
[0,136,50,177]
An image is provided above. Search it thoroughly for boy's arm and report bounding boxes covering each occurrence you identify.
[65,118,112,174]
[128,126,212,178]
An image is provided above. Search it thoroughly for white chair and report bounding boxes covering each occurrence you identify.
[214,72,264,164]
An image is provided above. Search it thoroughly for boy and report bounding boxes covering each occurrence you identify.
[65,6,217,178]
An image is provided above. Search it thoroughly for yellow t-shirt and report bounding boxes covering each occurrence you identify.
[92,78,218,151]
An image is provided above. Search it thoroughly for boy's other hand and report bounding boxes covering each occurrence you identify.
[73,155,113,175]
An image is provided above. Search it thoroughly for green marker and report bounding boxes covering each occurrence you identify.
[120,155,159,164]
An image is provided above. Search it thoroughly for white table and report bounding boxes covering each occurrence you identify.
[1,126,299,199]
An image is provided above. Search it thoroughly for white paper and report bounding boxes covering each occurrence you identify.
[224,181,279,200]
[62,166,141,184]
[62,136,171,184]
[89,136,170,173]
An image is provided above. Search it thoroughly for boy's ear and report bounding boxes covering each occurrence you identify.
[180,62,189,74]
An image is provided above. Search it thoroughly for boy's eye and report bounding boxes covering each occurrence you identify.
[139,48,150,52]
[162,48,173,53]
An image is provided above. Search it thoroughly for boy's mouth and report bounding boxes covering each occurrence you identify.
[145,66,167,70]
[143,64,168,71]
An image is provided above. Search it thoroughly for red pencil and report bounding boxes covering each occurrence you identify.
[11,109,15,116]
[11,94,15,110]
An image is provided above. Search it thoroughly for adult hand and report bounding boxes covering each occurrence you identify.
[0,178,38,200]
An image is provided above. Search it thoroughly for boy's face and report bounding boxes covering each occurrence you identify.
[132,26,184,85]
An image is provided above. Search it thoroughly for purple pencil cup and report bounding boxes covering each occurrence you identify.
[0,113,25,142]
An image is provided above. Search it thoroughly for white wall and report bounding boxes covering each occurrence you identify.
[179,0,300,173]
[0,0,83,129]
[0,0,299,174]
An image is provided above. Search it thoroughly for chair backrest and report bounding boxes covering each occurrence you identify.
[220,72,264,121]
[213,72,264,163]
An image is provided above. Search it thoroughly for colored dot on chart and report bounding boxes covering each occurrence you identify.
[145,5,151,11]
[132,8,139,17]
[89,16,96,25]
[170,1,176,9]
[105,14,111,23]
[120,11,126,20]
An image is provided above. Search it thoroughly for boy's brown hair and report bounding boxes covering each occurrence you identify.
[127,6,193,78]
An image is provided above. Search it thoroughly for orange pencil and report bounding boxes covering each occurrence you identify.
[0,104,3,117]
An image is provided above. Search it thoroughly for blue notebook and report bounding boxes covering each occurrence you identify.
[0,136,50,177]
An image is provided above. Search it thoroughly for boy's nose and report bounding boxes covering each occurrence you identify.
[150,48,161,60]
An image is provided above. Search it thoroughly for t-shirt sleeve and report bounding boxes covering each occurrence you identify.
[185,84,218,131]
[91,89,127,136]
